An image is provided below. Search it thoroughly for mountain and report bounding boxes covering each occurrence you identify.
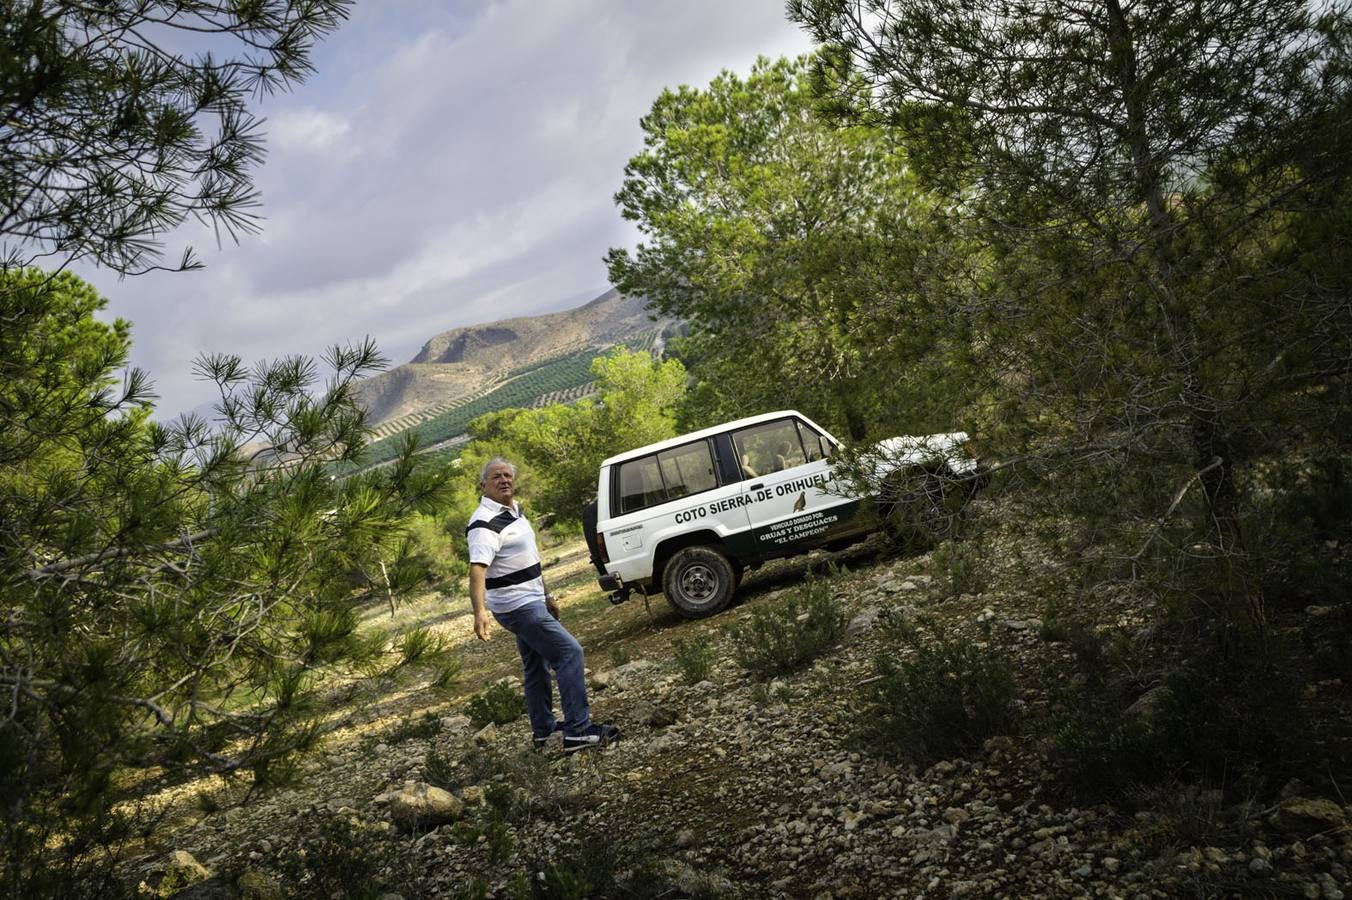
[354,288,670,429]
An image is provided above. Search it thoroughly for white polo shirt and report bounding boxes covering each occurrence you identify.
[466,496,544,614]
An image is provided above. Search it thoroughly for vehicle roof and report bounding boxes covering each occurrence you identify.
[599,409,828,468]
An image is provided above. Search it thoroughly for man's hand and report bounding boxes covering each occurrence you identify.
[545,594,560,620]
[469,563,491,641]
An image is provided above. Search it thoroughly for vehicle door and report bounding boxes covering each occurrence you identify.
[605,437,737,578]
[728,416,858,553]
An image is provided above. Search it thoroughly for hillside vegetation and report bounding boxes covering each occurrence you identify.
[353,328,666,472]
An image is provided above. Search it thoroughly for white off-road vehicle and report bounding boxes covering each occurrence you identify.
[581,410,982,617]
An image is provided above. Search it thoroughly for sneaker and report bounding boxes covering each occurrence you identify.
[563,722,620,754]
[532,723,564,751]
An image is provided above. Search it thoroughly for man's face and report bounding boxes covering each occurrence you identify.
[481,463,515,506]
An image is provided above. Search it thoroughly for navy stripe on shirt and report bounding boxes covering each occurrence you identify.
[466,509,517,534]
[485,562,542,589]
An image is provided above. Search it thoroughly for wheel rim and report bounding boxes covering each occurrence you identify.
[678,562,719,603]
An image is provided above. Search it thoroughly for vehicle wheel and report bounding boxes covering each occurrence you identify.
[879,467,967,551]
[663,546,737,618]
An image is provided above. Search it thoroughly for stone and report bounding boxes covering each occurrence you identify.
[472,723,497,744]
[1124,684,1173,725]
[650,732,681,753]
[607,659,660,691]
[145,850,213,898]
[439,714,472,734]
[846,607,881,639]
[634,700,679,728]
[942,807,971,826]
[236,869,284,900]
[167,850,210,884]
[1272,798,1347,835]
[390,782,463,832]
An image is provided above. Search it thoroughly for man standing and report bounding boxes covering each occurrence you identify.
[467,457,620,753]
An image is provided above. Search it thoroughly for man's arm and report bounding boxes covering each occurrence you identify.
[541,572,560,620]
[469,563,491,641]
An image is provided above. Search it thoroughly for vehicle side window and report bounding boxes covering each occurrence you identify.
[731,419,807,478]
[796,420,833,461]
[617,455,665,514]
[616,440,718,514]
[657,441,717,500]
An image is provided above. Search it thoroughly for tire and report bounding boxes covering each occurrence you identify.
[878,467,968,552]
[662,545,737,618]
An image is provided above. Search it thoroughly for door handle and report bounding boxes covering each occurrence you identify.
[749,483,764,490]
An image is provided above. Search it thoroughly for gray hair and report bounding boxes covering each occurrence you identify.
[479,456,517,485]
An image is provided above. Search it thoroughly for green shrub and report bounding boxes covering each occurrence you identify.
[609,644,632,668]
[397,625,445,666]
[857,619,1016,765]
[386,711,442,745]
[432,654,463,688]
[401,513,470,589]
[671,633,716,684]
[277,816,386,899]
[931,539,984,595]
[1048,621,1323,805]
[466,680,527,728]
[424,746,458,789]
[513,831,624,900]
[729,575,846,680]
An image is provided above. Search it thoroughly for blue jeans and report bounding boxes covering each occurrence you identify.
[491,601,591,737]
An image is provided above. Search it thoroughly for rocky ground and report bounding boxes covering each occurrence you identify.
[137,504,1351,900]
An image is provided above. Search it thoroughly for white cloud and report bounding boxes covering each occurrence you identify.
[91,1,815,418]
[267,108,354,156]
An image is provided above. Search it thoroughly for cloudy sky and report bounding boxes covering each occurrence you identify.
[86,2,814,419]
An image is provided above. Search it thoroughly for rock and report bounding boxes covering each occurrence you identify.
[235,869,284,900]
[163,878,233,900]
[1124,684,1173,725]
[1272,798,1347,835]
[390,782,463,832]
[439,714,472,734]
[143,848,212,897]
[674,829,697,848]
[846,607,881,639]
[942,807,971,826]
[169,850,210,876]
[472,723,497,744]
[644,703,679,728]
[607,659,660,691]
[461,785,486,806]
[591,669,612,691]
[1249,857,1272,875]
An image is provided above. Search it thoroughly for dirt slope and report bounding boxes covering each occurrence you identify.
[136,501,1352,899]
